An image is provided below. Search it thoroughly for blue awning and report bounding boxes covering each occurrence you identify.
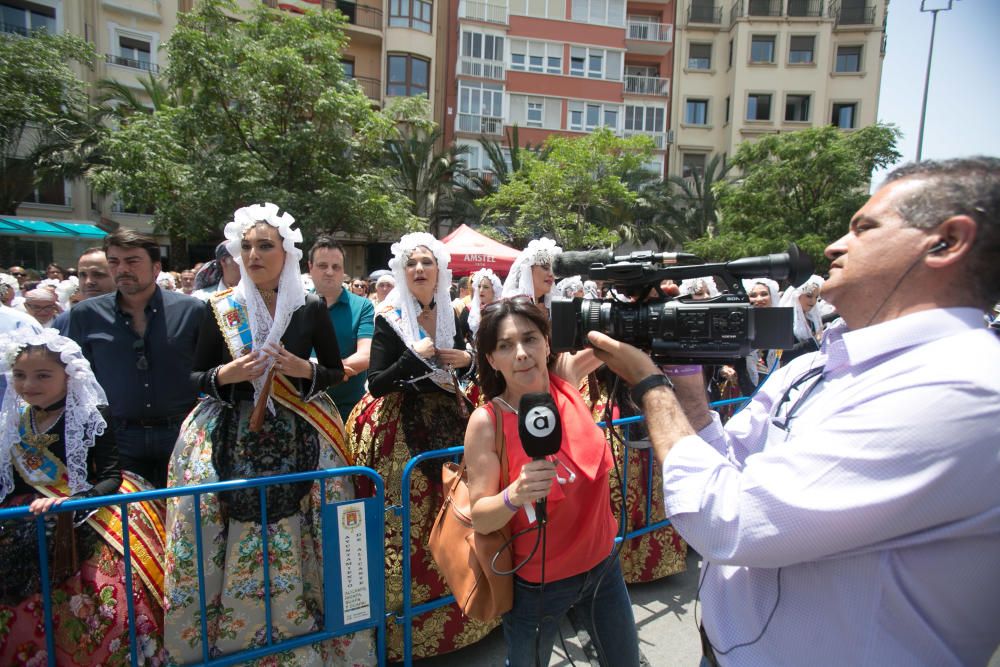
[0,218,108,240]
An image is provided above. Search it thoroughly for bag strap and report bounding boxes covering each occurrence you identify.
[490,398,509,489]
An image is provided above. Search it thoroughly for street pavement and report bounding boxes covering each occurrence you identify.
[409,550,704,666]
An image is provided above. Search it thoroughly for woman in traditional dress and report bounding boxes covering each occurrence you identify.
[461,267,503,346]
[779,274,825,366]
[501,237,560,313]
[164,203,374,666]
[346,232,485,661]
[737,278,780,396]
[0,328,166,666]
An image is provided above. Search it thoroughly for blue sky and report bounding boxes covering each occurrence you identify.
[873,0,1000,187]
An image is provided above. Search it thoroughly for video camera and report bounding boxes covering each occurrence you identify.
[550,245,814,364]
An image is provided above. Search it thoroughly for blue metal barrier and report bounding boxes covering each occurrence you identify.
[0,466,387,667]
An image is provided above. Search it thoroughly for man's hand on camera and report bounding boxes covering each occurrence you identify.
[587,331,659,385]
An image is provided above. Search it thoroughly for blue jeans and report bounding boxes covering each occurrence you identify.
[114,421,184,489]
[502,554,640,667]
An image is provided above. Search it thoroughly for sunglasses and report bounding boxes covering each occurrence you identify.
[10,272,26,277]
[482,295,538,313]
[133,339,149,371]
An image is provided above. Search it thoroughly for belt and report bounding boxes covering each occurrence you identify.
[699,624,721,667]
[116,414,187,428]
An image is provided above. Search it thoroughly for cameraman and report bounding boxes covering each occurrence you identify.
[589,158,1000,666]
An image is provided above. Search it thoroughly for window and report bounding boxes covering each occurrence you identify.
[118,35,152,70]
[571,0,625,26]
[510,0,564,19]
[387,54,430,97]
[688,43,712,70]
[1,1,56,35]
[750,35,775,63]
[624,104,665,133]
[569,46,622,81]
[568,101,621,131]
[685,99,708,125]
[725,96,730,123]
[747,93,772,121]
[831,102,857,129]
[463,31,504,61]
[682,153,706,179]
[341,59,355,79]
[788,35,815,64]
[728,39,733,69]
[510,39,560,74]
[527,101,543,127]
[785,94,810,122]
[459,81,503,118]
[835,45,862,73]
[389,0,432,32]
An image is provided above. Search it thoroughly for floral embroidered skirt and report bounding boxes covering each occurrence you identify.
[346,390,496,662]
[0,486,167,666]
[164,398,375,666]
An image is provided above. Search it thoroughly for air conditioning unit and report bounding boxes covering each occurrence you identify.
[666,129,675,144]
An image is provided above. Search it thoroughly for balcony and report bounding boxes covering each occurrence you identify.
[105,53,161,74]
[0,22,29,36]
[456,113,504,135]
[625,20,674,56]
[787,0,824,17]
[624,75,670,97]
[458,0,508,25]
[458,57,505,81]
[731,0,781,22]
[687,2,722,25]
[335,0,383,31]
[349,75,381,101]
[832,1,875,26]
[623,130,668,150]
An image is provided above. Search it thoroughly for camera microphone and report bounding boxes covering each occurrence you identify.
[554,249,702,278]
[518,392,562,524]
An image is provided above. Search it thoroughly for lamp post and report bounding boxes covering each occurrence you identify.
[916,0,959,162]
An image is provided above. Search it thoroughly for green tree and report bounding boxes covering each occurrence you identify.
[694,124,901,268]
[90,0,418,266]
[481,128,654,248]
[667,153,733,240]
[0,30,95,214]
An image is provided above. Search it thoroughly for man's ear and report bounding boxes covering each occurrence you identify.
[926,215,977,267]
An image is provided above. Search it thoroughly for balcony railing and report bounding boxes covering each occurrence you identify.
[624,75,670,97]
[787,0,824,17]
[832,1,875,26]
[349,75,381,101]
[0,22,30,36]
[623,130,667,150]
[626,20,674,43]
[459,57,505,81]
[105,53,161,73]
[687,3,722,24]
[456,113,504,135]
[335,0,383,30]
[458,0,508,24]
[731,0,782,22]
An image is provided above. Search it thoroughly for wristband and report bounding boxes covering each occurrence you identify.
[663,364,702,377]
[503,487,520,512]
[630,373,674,406]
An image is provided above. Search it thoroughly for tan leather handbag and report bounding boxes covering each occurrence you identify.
[428,399,513,621]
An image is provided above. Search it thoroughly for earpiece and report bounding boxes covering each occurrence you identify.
[554,458,576,485]
[927,240,950,255]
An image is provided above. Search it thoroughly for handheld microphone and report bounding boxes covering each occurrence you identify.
[518,392,562,524]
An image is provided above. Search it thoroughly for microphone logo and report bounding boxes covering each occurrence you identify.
[524,405,557,439]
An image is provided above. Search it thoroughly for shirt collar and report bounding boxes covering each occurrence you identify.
[114,285,163,315]
[822,307,987,369]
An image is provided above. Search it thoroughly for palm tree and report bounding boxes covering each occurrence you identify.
[383,124,470,237]
[668,153,733,239]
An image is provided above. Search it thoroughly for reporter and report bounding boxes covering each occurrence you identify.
[466,297,639,667]
[589,158,1000,666]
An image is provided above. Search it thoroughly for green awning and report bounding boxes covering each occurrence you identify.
[0,218,108,240]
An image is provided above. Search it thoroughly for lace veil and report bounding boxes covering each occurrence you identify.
[467,268,503,336]
[501,237,562,309]
[779,274,825,343]
[224,203,306,412]
[0,328,108,501]
[382,232,457,351]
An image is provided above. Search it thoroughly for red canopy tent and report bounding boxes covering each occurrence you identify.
[440,224,520,276]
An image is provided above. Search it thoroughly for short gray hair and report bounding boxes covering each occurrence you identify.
[882,157,1000,305]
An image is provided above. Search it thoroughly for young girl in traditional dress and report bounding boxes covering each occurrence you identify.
[0,328,166,666]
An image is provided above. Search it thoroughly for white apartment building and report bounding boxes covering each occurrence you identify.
[669,0,886,178]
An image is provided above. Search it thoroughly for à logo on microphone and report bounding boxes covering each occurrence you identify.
[524,405,557,439]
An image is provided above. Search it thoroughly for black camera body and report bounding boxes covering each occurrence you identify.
[549,246,813,364]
